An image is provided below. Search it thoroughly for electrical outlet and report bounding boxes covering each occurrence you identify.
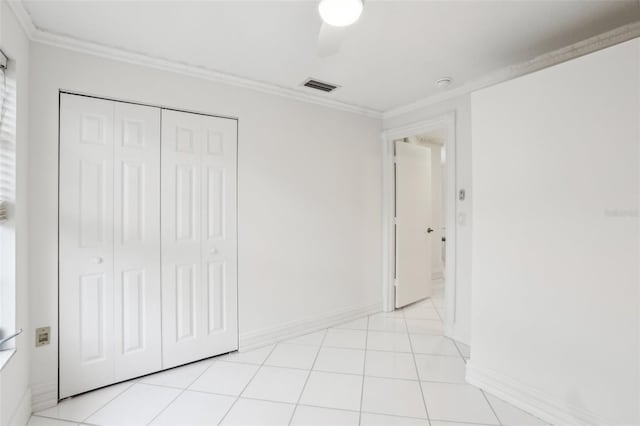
[35,327,50,347]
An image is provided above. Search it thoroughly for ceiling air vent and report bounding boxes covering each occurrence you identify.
[302,78,339,93]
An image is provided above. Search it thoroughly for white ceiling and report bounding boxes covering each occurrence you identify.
[21,0,640,112]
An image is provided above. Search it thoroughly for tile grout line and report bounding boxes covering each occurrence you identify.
[100,383,440,418]
[402,305,433,426]
[428,297,447,322]
[480,389,503,426]
[77,381,136,424]
[252,342,461,357]
[452,340,467,362]
[39,353,230,425]
[62,393,439,424]
[68,397,500,426]
[287,328,328,425]
[138,369,470,395]
[145,359,221,425]
[35,389,429,423]
[426,295,502,426]
[431,298,445,322]
[217,344,280,426]
[425,294,466,363]
[357,315,371,426]
[30,413,91,425]
[429,417,499,425]
[40,308,470,426]
[374,301,503,426]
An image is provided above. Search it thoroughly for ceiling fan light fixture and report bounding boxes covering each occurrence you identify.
[318,0,363,27]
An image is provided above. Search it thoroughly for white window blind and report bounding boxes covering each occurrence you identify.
[0,52,18,350]
[0,57,16,218]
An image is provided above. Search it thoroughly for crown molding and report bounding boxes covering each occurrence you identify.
[8,0,640,121]
[6,0,36,39]
[6,0,383,119]
[384,20,640,120]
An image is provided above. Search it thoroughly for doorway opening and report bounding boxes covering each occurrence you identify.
[381,113,457,337]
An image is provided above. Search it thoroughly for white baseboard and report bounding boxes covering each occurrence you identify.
[31,381,57,413]
[443,322,453,339]
[8,387,31,426]
[29,303,382,411]
[444,322,470,346]
[239,302,381,350]
[466,362,614,426]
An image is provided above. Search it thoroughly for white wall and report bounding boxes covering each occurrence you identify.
[468,39,639,425]
[0,2,31,425]
[28,42,382,408]
[384,96,472,344]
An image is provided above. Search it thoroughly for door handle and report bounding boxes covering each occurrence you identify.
[426,228,434,234]
[91,257,103,264]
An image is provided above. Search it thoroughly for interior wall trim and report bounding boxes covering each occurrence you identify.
[383,21,640,119]
[31,302,382,409]
[7,387,31,426]
[31,381,57,413]
[8,1,640,122]
[466,362,614,426]
[239,302,381,351]
[6,1,382,119]
[380,112,457,337]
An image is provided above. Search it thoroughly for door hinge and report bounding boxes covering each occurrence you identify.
[394,156,398,164]
[393,217,398,225]
[393,278,399,287]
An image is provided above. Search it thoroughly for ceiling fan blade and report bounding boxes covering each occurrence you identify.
[317,22,346,57]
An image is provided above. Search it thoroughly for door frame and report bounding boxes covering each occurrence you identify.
[380,112,457,330]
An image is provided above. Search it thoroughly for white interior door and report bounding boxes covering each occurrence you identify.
[59,94,162,398]
[395,141,433,308]
[161,109,238,369]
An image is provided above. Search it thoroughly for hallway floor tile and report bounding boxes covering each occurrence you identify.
[29,291,549,426]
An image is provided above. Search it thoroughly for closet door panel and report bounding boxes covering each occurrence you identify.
[113,102,162,380]
[59,94,115,398]
[161,110,237,368]
[161,110,204,368]
[201,116,237,350]
[60,95,163,398]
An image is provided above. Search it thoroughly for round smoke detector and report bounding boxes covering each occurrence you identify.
[436,77,453,88]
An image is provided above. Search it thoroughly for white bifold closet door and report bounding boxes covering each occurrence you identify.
[161,109,238,368]
[59,95,238,398]
[59,94,162,398]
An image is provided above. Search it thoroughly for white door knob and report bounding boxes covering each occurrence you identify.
[91,257,103,264]
[210,248,219,255]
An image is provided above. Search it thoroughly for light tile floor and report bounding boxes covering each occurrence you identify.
[29,289,549,426]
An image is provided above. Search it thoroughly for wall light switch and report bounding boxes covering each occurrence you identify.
[36,327,51,347]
